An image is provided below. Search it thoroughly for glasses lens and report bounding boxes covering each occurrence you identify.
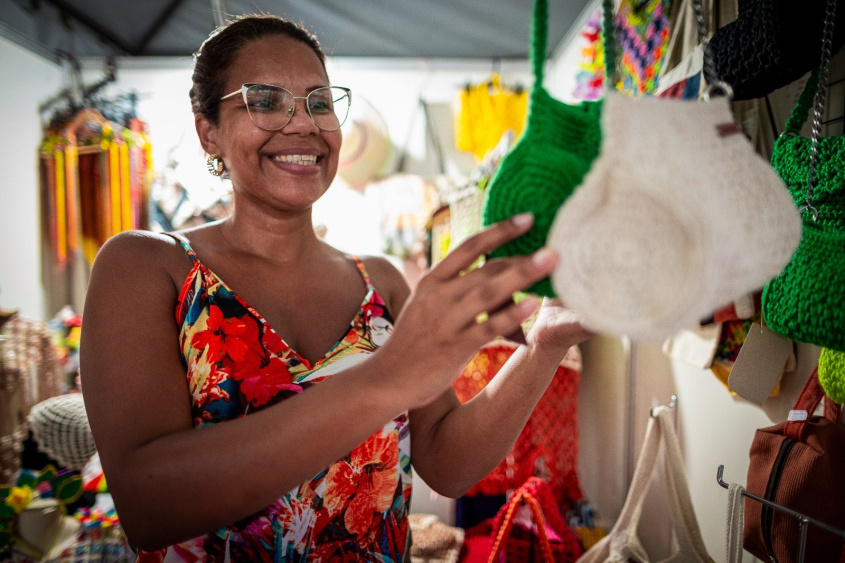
[307,87,351,131]
[245,85,293,131]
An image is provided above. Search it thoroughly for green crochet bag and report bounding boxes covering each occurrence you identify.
[762,70,845,351]
[481,0,608,296]
[819,348,845,403]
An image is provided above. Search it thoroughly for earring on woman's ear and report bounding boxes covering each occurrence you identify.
[206,155,225,176]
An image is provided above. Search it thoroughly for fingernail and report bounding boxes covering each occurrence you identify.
[512,213,534,228]
[532,248,558,267]
[519,295,540,314]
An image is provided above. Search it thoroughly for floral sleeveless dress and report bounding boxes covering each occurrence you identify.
[139,235,412,562]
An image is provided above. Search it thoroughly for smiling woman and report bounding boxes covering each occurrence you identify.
[78,13,592,562]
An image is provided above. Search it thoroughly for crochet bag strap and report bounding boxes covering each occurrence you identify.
[530,0,548,89]
[601,0,619,87]
[783,70,821,136]
[782,0,838,217]
[488,490,556,563]
[533,0,618,89]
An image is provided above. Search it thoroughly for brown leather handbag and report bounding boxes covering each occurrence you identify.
[743,366,845,562]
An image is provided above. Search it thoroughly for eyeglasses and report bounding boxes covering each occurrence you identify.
[219,84,352,132]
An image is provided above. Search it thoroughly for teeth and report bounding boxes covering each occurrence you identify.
[272,154,318,165]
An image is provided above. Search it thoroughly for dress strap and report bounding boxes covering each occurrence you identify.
[351,256,375,292]
[164,232,199,263]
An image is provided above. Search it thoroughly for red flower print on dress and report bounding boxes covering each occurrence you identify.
[190,305,255,363]
[261,326,286,356]
[193,410,212,427]
[274,495,316,555]
[309,540,364,562]
[170,537,208,562]
[233,356,302,407]
[232,505,278,562]
[187,354,231,408]
[323,431,399,538]
[360,298,384,322]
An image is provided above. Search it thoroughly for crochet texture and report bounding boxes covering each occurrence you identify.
[762,71,845,351]
[481,0,603,297]
[547,92,800,341]
[708,0,845,101]
[819,348,845,403]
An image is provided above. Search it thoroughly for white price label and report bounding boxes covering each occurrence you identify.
[788,410,808,422]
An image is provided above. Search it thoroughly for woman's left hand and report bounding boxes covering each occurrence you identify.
[525,298,594,361]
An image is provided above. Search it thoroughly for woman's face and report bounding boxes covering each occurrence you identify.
[202,35,342,212]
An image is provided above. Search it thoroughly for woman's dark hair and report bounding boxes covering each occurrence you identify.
[190,14,326,123]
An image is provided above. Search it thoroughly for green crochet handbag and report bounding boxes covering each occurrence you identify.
[762,67,845,351]
[819,348,845,403]
[481,0,608,296]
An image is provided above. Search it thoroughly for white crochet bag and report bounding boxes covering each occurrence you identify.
[547,92,800,341]
[578,406,713,562]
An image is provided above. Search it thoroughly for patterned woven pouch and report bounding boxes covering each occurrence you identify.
[481,0,604,296]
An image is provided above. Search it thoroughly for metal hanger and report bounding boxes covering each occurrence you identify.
[716,464,845,563]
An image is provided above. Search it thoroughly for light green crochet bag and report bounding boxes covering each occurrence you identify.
[481,0,608,296]
[762,67,845,352]
[819,348,845,403]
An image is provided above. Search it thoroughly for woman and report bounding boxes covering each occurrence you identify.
[80,14,591,561]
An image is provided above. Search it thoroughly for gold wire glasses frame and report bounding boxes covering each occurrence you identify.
[219,83,352,132]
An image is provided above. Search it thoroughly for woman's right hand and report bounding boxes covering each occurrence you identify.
[373,213,559,409]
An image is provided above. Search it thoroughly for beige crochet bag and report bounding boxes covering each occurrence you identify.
[547,92,800,341]
[578,406,713,562]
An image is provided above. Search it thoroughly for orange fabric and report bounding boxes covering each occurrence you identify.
[453,345,582,505]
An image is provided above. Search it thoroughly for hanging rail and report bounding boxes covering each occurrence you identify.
[716,464,845,563]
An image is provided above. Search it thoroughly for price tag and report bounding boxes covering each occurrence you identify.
[728,323,792,405]
[788,410,808,422]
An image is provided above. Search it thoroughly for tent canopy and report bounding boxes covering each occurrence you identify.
[2,0,590,62]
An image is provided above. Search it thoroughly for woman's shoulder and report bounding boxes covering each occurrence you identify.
[359,255,404,285]
[92,230,196,291]
[358,255,411,315]
[96,230,189,265]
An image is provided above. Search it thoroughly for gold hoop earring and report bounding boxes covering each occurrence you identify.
[206,155,225,176]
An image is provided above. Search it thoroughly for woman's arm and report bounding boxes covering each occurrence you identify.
[81,216,552,549]
[81,231,412,549]
[408,298,593,498]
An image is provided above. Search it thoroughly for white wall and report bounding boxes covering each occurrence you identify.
[0,35,64,320]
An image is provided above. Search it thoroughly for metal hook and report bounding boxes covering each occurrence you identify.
[799,200,820,222]
[716,464,845,542]
[650,394,678,418]
[702,80,735,103]
[716,464,729,489]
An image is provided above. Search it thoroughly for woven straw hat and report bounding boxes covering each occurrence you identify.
[15,498,81,560]
[28,393,97,471]
[547,92,801,341]
[337,96,392,189]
